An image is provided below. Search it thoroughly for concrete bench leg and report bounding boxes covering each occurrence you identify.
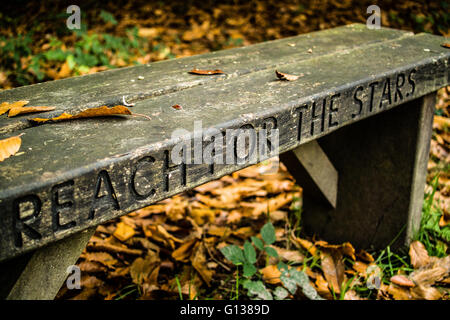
[0,228,95,300]
[281,93,436,249]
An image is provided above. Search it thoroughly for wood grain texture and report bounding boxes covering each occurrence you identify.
[0,24,448,261]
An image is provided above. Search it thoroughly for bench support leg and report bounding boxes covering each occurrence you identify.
[281,93,435,249]
[0,228,95,300]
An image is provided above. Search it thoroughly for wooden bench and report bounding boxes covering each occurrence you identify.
[0,24,449,299]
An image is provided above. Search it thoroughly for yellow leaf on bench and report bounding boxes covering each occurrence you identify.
[8,106,56,117]
[0,134,23,162]
[0,100,29,115]
[30,105,132,123]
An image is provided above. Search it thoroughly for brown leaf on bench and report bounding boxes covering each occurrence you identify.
[29,105,133,123]
[441,43,450,49]
[0,100,28,115]
[275,70,301,81]
[0,133,23,162]
[8,105,55,117]
[189,68,224,75]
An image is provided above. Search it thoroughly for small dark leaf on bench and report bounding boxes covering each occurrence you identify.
[0,133,23,162]
[172,104,183,110]
[189,68,224,75]
[441,43,450,48]
[29,105,133,124]
[275,70,300,81]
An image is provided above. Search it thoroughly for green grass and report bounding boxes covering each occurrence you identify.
[416,174,450,257]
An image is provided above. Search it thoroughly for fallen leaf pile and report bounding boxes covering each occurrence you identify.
[56,157,450,300]
[57,160,306,300]
[383,241,450,300]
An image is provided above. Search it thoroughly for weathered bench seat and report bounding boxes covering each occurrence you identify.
[0,23,449,299]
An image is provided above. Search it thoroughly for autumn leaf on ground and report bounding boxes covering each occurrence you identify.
[144,224,183,249]
[130,252,160,286]
[289,232,317,256]
[315,241,356,260]
[386,283,413,300]
[189,68,224,75]
[271,246,304,263]
[29,105,138,123]
[314,240,356,296]
[390,275,415,288]
[439,207,450,227]
[314,274,332,299]
[0,100,29,115]
[410,284,442,300]
[113,222,136,242]
[433,115,450,131]
[356,250,375,263]
[82,252,118,268]
[275,70,301,81]
[441,43,450,48]
[260,265,281,284]
[409,241,430,269]
[320,249,345,294]
[172,239,198,262]
[0,133,23,162]
[190,242,213,286]
[410,255,450,286]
